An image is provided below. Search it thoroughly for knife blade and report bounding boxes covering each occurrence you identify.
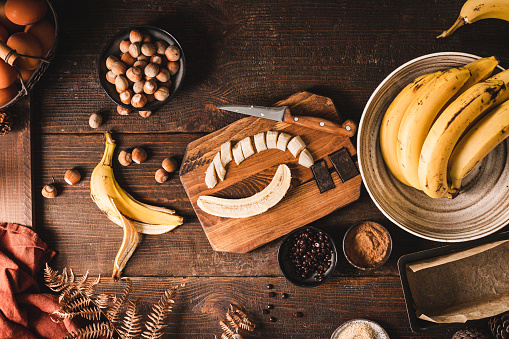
[217,104,357,137]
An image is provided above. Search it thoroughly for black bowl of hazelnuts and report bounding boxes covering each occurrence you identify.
[277,226,337,287]
[98,25,186,113]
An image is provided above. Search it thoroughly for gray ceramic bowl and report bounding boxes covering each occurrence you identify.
[358,52,509,242]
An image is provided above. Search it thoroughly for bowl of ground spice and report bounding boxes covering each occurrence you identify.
[342,221,392,270]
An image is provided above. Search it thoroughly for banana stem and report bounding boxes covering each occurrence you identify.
[437,16,467,38]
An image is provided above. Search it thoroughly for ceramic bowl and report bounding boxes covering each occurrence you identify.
[98,25,186,111]
[358,52,509,242]
[331,319,389,339]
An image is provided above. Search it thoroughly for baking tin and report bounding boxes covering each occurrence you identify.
[397,230,509,332]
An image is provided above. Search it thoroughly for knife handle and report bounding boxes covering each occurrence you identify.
[283,108,357,137]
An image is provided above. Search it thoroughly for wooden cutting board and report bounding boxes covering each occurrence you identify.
[180,92,362,253]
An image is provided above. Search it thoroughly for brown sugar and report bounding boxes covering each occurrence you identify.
[344,221,390,268]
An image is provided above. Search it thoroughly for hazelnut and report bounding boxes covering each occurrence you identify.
[106,55,119,70]
[130,29,144,43]
[167,61,179,75]
[126,66,143,82]
[118,150,132,166]
[111,61,127,76]
[165,45,180,61]
[143,79,157,95]
[154,87,170,101]
[137,54,150,62]
[156,68,171,83]
[155,40,168,54]
[159,80,172,88]
[120,40,131,53]
[155,168,169,183]
[133,80,145,94]
[117,105,130,115]
[150,54,163,66]
[145,76,155,82]
[64,169,81,185]
[132,147,147,164]
[89,112,102,129]
[133,60,147,71]
[129,42,141,58]
[144,63,159,78]
[119,89,133,104]
[115,75,129,93]
[162,157,178,173]
[121,52,135,66]
[42,184,57,198]
[106,71,116,84]
[143,34,152,43]
[131,93,147,108]
[141,43,156,57]
[139,110,152,118]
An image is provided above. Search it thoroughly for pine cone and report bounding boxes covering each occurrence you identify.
[0,111,12,136]
[452,329,490,339]
[489,312,509,339]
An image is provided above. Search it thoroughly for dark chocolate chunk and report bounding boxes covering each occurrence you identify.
[311,159,335,193]
[329,148,359,182]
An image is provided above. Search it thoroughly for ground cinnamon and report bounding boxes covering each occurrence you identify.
[344,221,390,268]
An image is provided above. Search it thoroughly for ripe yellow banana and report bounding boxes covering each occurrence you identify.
[438,0,509,38]
[90,132,183,234]
[419,69,509,198]
[449,99,509,190]
[397,67,471,189]
[197,164,291,218]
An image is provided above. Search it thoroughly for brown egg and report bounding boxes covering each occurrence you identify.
[0,83,17,106]
[24,19,54,56]
[7,32,42,70]
[0,1,22,33]
[0,59,16,88]
[4,0,47,26]
[18,67,33,83]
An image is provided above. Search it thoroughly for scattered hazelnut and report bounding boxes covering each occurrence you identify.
[167,61,179,75]
[162,157,178,173]
[120,40,131,53]
[130,29,144,43]
[156,68,171,83]
[132,147,147,164]
[89,112,102,129]
[118,150,132,166]
[111,61,127,76]
[42,184,57,198]
[117,105,130,115]
[150,54,163,66]
[137,54,150,62]
[106,55,119,70]
[139,110,152,118]
[143,79,157,95]
[154,87,170,101]
[126,66,143,82]
[155,168,169,183]
[155,40,168,54]
[119,89,133,104]
[132,80,145,94]
[129,42,141,58]
[141,42,156,57]
[133,60,147,71]
[144,63,159,78]
[115,75,129,93]
[131,93,147,108]
[64,169,81,185]
[165,45,180,61]
[106,71,116,84]
[121,52,135,66]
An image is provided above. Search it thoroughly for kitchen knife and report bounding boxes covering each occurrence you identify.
[217,105,357,137]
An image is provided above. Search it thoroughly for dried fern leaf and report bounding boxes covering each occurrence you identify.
[95,293,116,309]
[63,322,113,339]
[118,300,143,339]
[84,276,101,297]
[45,265,75,292]
[219,321,235,336]
[141,286,178,339]
[221,333,232,339]
[107,277,132,325]
[231,306,255,331]
[63,296,92,313]
[226,311,241,332]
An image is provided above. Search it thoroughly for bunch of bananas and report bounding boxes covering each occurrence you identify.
[380,56,509,199]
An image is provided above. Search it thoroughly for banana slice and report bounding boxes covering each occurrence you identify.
[266,130,279,149]
[197,164,292,218]
[287,135,306,157]
[254,132,267,152]
[276,132,292,151]
[240,136,255,159]
[220,141,232,167]
[298,149,314,168]
[213,152,226,181]
[232,142,244,165]
[205,161,217,188]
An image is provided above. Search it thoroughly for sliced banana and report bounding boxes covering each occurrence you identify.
[232,142,245,165]
[266,130,279,149]
[205,161,218,188]
[220,141,232,167]
[254,132,267,152]
[197,164,292,218]
[287,135,306,157]
[213,152,226,181]
[276,132,292,151]
[240,136,255,159]
[298,148,314,168]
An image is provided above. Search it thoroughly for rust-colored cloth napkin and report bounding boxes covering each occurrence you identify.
[0,222,79,339]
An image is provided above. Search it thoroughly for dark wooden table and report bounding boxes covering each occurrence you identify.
[5,0,509,337]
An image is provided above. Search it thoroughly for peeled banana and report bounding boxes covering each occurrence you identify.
[197,164,291,218]
[438,0,509,38]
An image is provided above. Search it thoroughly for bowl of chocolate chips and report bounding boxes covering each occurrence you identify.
[278,226,337,287]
